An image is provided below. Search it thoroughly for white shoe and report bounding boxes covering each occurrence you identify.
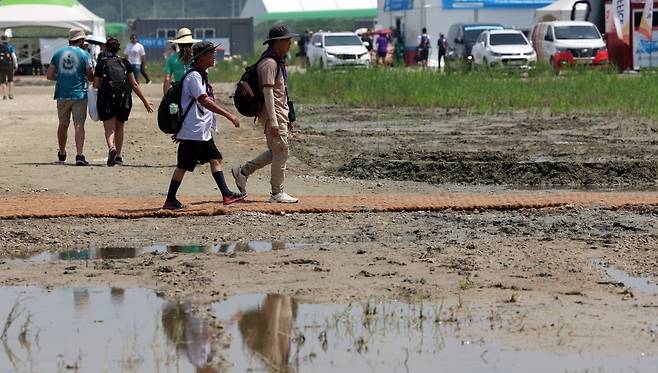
[270,192,298,203]
[231,166,247,194]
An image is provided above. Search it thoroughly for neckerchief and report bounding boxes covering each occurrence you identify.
[190,62,214,99]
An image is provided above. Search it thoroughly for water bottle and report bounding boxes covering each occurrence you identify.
[169,103,179,115]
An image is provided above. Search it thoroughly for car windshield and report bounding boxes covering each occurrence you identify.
[324,35,363,47]
[489,33,528,46]
[554,25,600,40]
[464,26,503,43]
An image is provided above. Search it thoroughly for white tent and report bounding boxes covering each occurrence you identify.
[241,0,377,22]
[0,0,105,37]
[534,0,589,24]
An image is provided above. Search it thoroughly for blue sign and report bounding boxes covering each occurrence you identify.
[442,0,551,9]
[138,37,167,49]
[385,0,413,11]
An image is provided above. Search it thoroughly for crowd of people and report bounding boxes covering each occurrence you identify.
[43,24,300,210]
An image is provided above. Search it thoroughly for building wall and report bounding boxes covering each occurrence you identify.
[132,18,254,61]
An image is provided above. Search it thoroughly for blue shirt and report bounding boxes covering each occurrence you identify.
[50,46,92,100]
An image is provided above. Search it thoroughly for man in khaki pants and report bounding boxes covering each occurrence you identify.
[232,24,298,203]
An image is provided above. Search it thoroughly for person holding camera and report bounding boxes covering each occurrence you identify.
[231,24,298,204]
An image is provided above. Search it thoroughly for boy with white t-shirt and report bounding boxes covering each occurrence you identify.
[162,41,246,210]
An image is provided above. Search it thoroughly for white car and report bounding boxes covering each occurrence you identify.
[471,29,537,69]
[306,32,371,68]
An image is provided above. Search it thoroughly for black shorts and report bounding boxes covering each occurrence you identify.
[418,49,429,61]
[98,88,132,122]
[177,139,222,172]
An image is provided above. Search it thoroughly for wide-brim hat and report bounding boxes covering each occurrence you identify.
[192,40,221,61]
[69,28,86,41]
[169,27,200,44]
[263,24,298,45]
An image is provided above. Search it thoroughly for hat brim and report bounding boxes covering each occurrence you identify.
[192,43,222,60]
[69,35,86,41]
[168,35,201,44]
[262,33,298,45]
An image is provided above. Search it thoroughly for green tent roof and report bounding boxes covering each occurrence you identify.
[0,0,78,6]
[258,8,377,21]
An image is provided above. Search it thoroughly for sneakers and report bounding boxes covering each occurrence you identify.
[114,156,123,165]
[2,96,6,100]
[75,155,89,166]
[57,150,66,163]
[107,148,117,167]
[8,95,13,100]
[162,199,186,210]
[231,166,248,193]
[270,192,298,204]
[223,192,247,205]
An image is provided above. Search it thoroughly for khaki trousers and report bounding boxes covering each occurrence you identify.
[242,128,289,195]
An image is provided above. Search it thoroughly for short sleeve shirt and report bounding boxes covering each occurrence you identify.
[125,42,145,65]
[257,58,289,129]
[177,70,215,141]
[164,53,189,82]
[50,46,92,100]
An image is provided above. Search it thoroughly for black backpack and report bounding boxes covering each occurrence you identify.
[233,56,279,117]
[0,44,12,66]
[101,57,130,94]
[157,68,200,134]
[419,35,430,51]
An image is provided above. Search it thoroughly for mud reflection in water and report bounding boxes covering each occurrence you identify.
[0,287,218,372]
[592,258,658,295]
[25,241,308,261]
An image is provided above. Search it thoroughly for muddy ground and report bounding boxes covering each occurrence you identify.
[1,84,657,358]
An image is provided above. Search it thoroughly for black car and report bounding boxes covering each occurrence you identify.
[446,23,505,64]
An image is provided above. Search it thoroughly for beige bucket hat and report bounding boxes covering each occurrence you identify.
[68,28,86,42]
[169,28,200,44]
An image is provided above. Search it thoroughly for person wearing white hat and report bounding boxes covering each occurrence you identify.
[46,28,94,166]
[163,28,199,95]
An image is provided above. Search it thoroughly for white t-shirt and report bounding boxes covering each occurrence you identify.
[125,42,145,65]
[177,71,216,142]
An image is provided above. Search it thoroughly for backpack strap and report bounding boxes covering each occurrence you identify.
[179,68,201,123]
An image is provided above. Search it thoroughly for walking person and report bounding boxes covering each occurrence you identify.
[417,28,431,68]
[231,24,299,204]
[163,28,198,95]
[93,37,154,167]
[0,34,18,100]
[162,41,246,210]
[437,33,448,70]
[46,28,94,166]
[375,32,389,66]
[125,34,151,84]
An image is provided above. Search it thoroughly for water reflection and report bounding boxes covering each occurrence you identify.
[592,258,658,295]
[25,241,308,262]
[236,294,297,371]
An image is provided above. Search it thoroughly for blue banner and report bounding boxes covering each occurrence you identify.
[385,0,413,11]
[442,0,551,9]
[138,37,167,49]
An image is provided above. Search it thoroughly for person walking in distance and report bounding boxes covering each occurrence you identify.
[375,32,389,66]
[93,37,154,167]
[231,24,299,204]
[437,33,448,70]
[46,28,94,166]
[125,34,151,84]
[0,34,18,100]
[162,41,246,210]
[163,28,198,95]
[417,28,431,69]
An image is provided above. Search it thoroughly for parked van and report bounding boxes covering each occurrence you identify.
[530,21,608,71]
[446,23,505,63]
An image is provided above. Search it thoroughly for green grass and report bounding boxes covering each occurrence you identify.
[288,65,658,120]
[145,58,249,83]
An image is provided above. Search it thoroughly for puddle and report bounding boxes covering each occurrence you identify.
[592,258,658,295]
[2,288,656,372]
[0,287,217,372]
[23,241,310,262]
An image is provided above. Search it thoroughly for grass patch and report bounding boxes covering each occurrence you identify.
[288,65,658,120]
[145,58,250,83]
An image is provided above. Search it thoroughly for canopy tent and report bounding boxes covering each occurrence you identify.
[534,0,589,24]
[241,0,377,21]
[0,0,105,37]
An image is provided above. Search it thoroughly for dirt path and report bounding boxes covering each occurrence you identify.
[1,84,657,357]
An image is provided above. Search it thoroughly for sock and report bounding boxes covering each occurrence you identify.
[212,171,233,197]
[166,180,182,202]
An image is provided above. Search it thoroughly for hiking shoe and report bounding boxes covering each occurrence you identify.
[2,96,5,100]
[270,192,298,204]
[162,199,186,210]
[75,155,89,166]
[223,192,247,205]
[114,156,123,165]
[107,148,117,167]
[231,166,248,194]
[57,150,66,163]
[8,95,13,100]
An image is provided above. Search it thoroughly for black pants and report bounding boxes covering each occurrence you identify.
[438,51,446,67]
